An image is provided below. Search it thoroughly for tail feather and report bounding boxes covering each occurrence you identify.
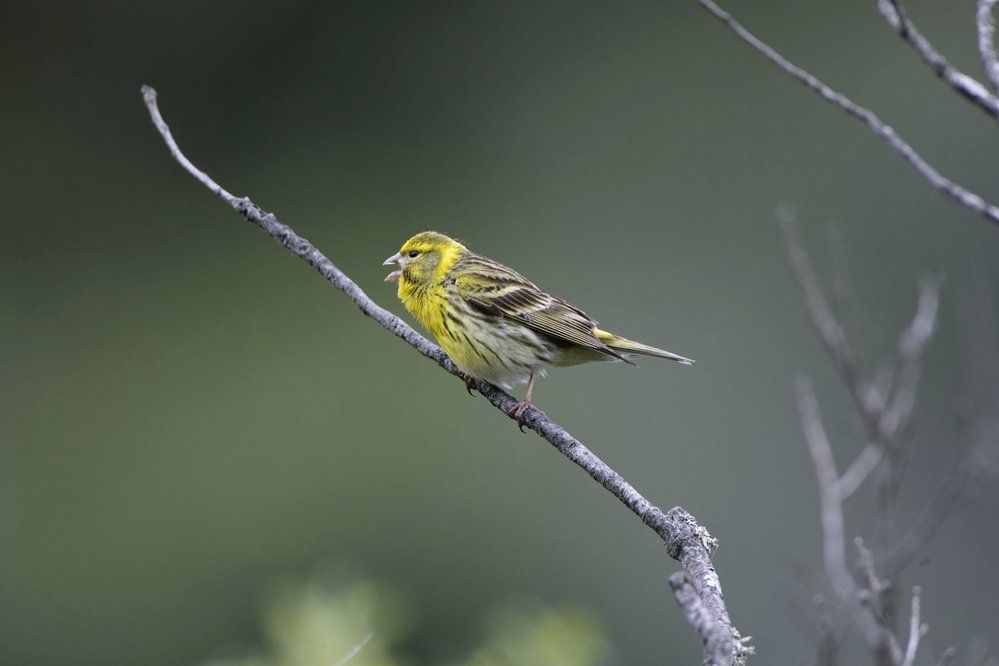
[594,328,694,365]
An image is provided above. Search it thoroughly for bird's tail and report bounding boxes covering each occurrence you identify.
[594,328,695,365]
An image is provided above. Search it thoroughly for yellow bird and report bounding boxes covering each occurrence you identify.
[384,232,692,419]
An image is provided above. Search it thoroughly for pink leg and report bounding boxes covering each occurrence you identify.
[508,371,536,426]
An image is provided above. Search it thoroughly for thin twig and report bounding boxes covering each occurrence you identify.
[698,0,999,227]
[876,0,999,118]
[836,445,883,500]
[856,538,904,665]
[779,208,881,423]
[140,85,741,666]
[901,587,927,666]
[879,275,941,442]
[794,377,852,600]
[935,646,958,666]
[978,0,999,92]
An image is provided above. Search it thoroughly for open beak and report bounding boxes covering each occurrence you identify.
[383,252,402,283]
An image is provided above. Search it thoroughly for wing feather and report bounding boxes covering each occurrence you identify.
[453,254,627,361]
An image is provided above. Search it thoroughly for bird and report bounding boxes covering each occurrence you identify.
[383,231,693,421]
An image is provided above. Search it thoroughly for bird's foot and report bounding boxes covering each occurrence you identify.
[508,400,533,431]
[458,372,477,395]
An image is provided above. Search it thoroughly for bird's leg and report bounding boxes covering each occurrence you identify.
[508,371,536,427]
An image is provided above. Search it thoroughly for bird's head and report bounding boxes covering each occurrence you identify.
[384,231,467,288]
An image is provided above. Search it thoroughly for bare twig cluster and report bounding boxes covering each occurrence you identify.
[697,0,999,227]
[140,86,748,666]
[780,210,976,666]
[694,0,999,658]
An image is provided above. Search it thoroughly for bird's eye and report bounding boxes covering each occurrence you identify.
[407,249,420,258]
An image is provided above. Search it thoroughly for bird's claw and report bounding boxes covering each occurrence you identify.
[508,400,533,431]
[459,372,476,395]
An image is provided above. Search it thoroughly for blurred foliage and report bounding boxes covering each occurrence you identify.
[205,574,403,666]
[203,572,605,666]
[457,599,606,666]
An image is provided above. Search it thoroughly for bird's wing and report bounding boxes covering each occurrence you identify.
[453,255,626,360]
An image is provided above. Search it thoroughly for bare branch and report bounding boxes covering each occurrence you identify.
[781,209,958,662]
[671,571,743,666]
[794,377,852,600]
[779,208,882,421]
[876,0,999,117]
[856,538,904,665]
[781,210,942,450]
[698,0,999,227]
[794,377,885,650]
[141,85,742,666]
[836,445,883,500]
[901,587,927,666]
[978,0,999,92]
[879,274,942,442]
[897,275,941,360]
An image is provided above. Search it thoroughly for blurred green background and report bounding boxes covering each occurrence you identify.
[3,1,999,664]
